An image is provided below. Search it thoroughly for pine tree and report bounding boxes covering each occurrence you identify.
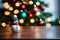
[0,0,59,26]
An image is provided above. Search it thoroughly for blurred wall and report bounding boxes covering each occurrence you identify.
[59,0,60,20]
[0,0,3,8]
[41,0,59,21]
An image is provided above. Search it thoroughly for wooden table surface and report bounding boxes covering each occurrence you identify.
[0,24,60,39]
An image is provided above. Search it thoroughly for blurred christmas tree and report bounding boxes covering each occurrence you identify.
[0,0,59,26]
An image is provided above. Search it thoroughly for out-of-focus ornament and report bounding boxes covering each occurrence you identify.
[33,7,38,12]
[40,5,45,11]
[21,4,26,10]
[9,7,13,11]
[28,11,33,18]
[3,2,10,9]
[39,19,44,25]
[14,9,19,14]
[28,13,33,18]
[11,0,16,2]
[29,1,33,5]
[21,11,27,18]
[1,22,6,27]
[30,18,35,23]
[36,2,40,6]
[4,11,10,16]
[19,19,24,24]
[33,5,38,12]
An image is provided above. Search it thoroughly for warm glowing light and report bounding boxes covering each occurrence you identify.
[30,19,35,23]
[46,23,51,28]
[14,9,19,14]
[15,2,20,7]
[59,20,60,24]
[46,18,51,22]
[3,2,10,9]
[19,19,24,24]
[23,2,27,4]
[9,7,13,11]
[1,22,6,27]
[36,2,40,6]
[29,1,33,5]
[36,12,40,16]
[4,11,10,16]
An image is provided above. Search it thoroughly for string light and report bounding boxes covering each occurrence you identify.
[15,2,20,7]
[9,7,13,11]
[46,18,51,22]
[19,19,24,24]
[14,9,19,14]
[4,11,10,16]
[46,23,51,28]
[30,18,35,23]
[1,22,6,27]
[36,2,40,6]
[23,2,27,4]
[36,12,40,16]
[29,1,33,5]
[3,2,10,9]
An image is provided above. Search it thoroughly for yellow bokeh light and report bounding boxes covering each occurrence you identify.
[15,2,20,7]
[29,1,33,5]
[59,21,60,24]
[1,22,6,27]
[9,7,13,11]
[30,19,35,23]
[46,18,51,22]
[14,9,19,14]
[4,11,10,16]
[36,2,40,6]
[3,2,10,9]
[19,19,24,24]
[36,12,40,16]
[46,23,51,28]
[23,2,27,4]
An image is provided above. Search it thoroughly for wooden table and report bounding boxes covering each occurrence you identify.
[0,25,60,39]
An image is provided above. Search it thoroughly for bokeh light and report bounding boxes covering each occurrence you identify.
[1,22,6,27]
[4,11,10,16]
[14,9,19,14]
